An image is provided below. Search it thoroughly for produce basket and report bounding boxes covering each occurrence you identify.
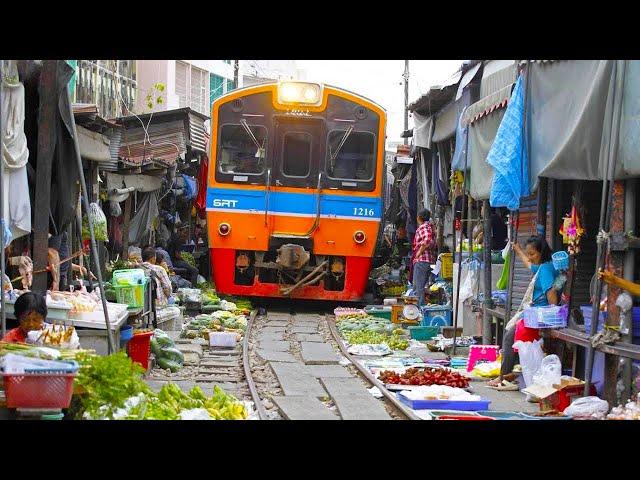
[113,269,148,308]
[364,305,392,321]
[408,326,440,341]
[127,331,154,370]
[552,251,569,271]
[2,362,79,409]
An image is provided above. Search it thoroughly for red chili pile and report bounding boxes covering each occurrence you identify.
[378,367,470,388]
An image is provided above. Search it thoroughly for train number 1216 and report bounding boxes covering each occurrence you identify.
[353,208,375,217]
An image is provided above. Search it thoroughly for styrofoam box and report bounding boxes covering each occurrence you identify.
[209,332,237,348]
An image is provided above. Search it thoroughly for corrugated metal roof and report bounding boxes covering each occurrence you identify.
[188,113,207,153]
[102,129,121,172]
[408,83,458,116]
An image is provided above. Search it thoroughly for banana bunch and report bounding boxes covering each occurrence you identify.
[37,323,75,346]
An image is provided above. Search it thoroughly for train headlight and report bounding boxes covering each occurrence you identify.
[218,223,231,236]
[353,231,366,244]
[278,82,322,105]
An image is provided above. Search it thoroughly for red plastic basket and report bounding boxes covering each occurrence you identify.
[2,372,77,409]
[127,331,154,371]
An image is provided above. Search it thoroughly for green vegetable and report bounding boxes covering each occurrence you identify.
[181,251,196,267]
[73,352,152,419]
[150,337,162,357]
[159,347,184,364]
[157,357,181,372]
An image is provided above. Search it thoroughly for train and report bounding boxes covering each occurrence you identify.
[206,81,387,301]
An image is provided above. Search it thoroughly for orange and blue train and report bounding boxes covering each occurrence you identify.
[207,81,386,301]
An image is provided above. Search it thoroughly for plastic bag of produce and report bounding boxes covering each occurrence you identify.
[564,396,609,418]
[180,408,213,420]
[160,347,185,364]
[532,354,562,388]
[82,202,108,242]
[472,360,502,378]
[156,357,181,372]
[512,339,544,388]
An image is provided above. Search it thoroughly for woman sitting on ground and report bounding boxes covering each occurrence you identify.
[488,235,559,389]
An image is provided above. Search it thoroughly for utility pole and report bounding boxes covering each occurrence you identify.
[234,60,239,89]
[403,60,409,145]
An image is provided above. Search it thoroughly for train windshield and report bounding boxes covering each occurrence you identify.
[282,132,312,177]
[218,123,267,175]
[326,130,375,181]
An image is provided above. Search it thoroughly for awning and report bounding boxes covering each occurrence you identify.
[105,172,163,202]
[412,112,434,149]
[432,95,467,143]
[619,60,640,176]
[466,60,518,199]
[456,62,482,101]
[77,125,112,162]
[527,60,616,187]
[469,108,506,199]
[463,84,513,125]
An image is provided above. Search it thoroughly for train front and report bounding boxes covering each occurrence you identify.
[207,81,386,301]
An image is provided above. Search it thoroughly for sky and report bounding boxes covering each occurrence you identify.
[296,60,463,149]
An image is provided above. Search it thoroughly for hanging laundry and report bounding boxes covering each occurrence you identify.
[486,75,530,211]
[2,64,31,241]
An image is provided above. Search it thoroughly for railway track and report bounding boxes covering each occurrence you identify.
[149,306,416,420]
[242,306,415,420]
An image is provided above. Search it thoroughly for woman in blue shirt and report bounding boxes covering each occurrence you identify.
[489,235,559,389]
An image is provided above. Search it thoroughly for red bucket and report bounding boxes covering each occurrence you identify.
[127,331,154,371]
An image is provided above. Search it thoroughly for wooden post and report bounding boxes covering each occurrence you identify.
[604,180,625,405]
[482,200,493,344]
[32,61,58,293]
[536,177,548,236]
[121,196,132,259]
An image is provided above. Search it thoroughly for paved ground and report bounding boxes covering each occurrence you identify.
[145,312,539,419]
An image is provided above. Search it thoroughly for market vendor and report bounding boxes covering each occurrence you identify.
[1,291,46,343]
[412,209,437,306]
[599,270,640,297]
[140,246,173,306]
[488,235,559,390]
[168,226,199,286]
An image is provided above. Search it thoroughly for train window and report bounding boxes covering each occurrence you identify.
[326,130,375,182]
[218,123,267,176]
[282,132,312,177]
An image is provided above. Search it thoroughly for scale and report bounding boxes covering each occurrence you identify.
[391,297,422,325]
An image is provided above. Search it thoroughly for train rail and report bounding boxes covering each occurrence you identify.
[241,306,415,420]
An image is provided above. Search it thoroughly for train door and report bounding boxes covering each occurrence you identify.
[267,117,325,237]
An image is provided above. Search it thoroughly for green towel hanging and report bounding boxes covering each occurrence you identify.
[496,250,511,290]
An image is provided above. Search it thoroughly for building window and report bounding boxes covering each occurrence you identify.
[224,60,232,65]
[225,78,235,93]
[175,61,211,116]
[210,74,225,106]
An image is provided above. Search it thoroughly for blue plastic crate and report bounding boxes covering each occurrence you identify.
[420,305,452,327]
[552,251,569,271]
[397,392,490,411]
[523,305,567,329]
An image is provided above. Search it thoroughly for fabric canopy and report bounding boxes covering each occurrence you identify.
[618,60,640,177]
[469,108,505,200]
[412,112,434,149]
[527,60,617,187]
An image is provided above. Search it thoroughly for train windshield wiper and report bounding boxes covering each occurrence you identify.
[240,119,265,159]
[329,125,354,171]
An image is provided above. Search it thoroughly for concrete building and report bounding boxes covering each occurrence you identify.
[242,60,306,87]
[135,60,238,117]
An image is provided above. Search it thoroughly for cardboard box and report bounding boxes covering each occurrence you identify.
[522,377,595,412]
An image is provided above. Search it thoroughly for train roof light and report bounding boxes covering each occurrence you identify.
[278,82,322,106]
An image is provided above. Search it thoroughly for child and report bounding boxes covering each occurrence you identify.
[2,291,47,343]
